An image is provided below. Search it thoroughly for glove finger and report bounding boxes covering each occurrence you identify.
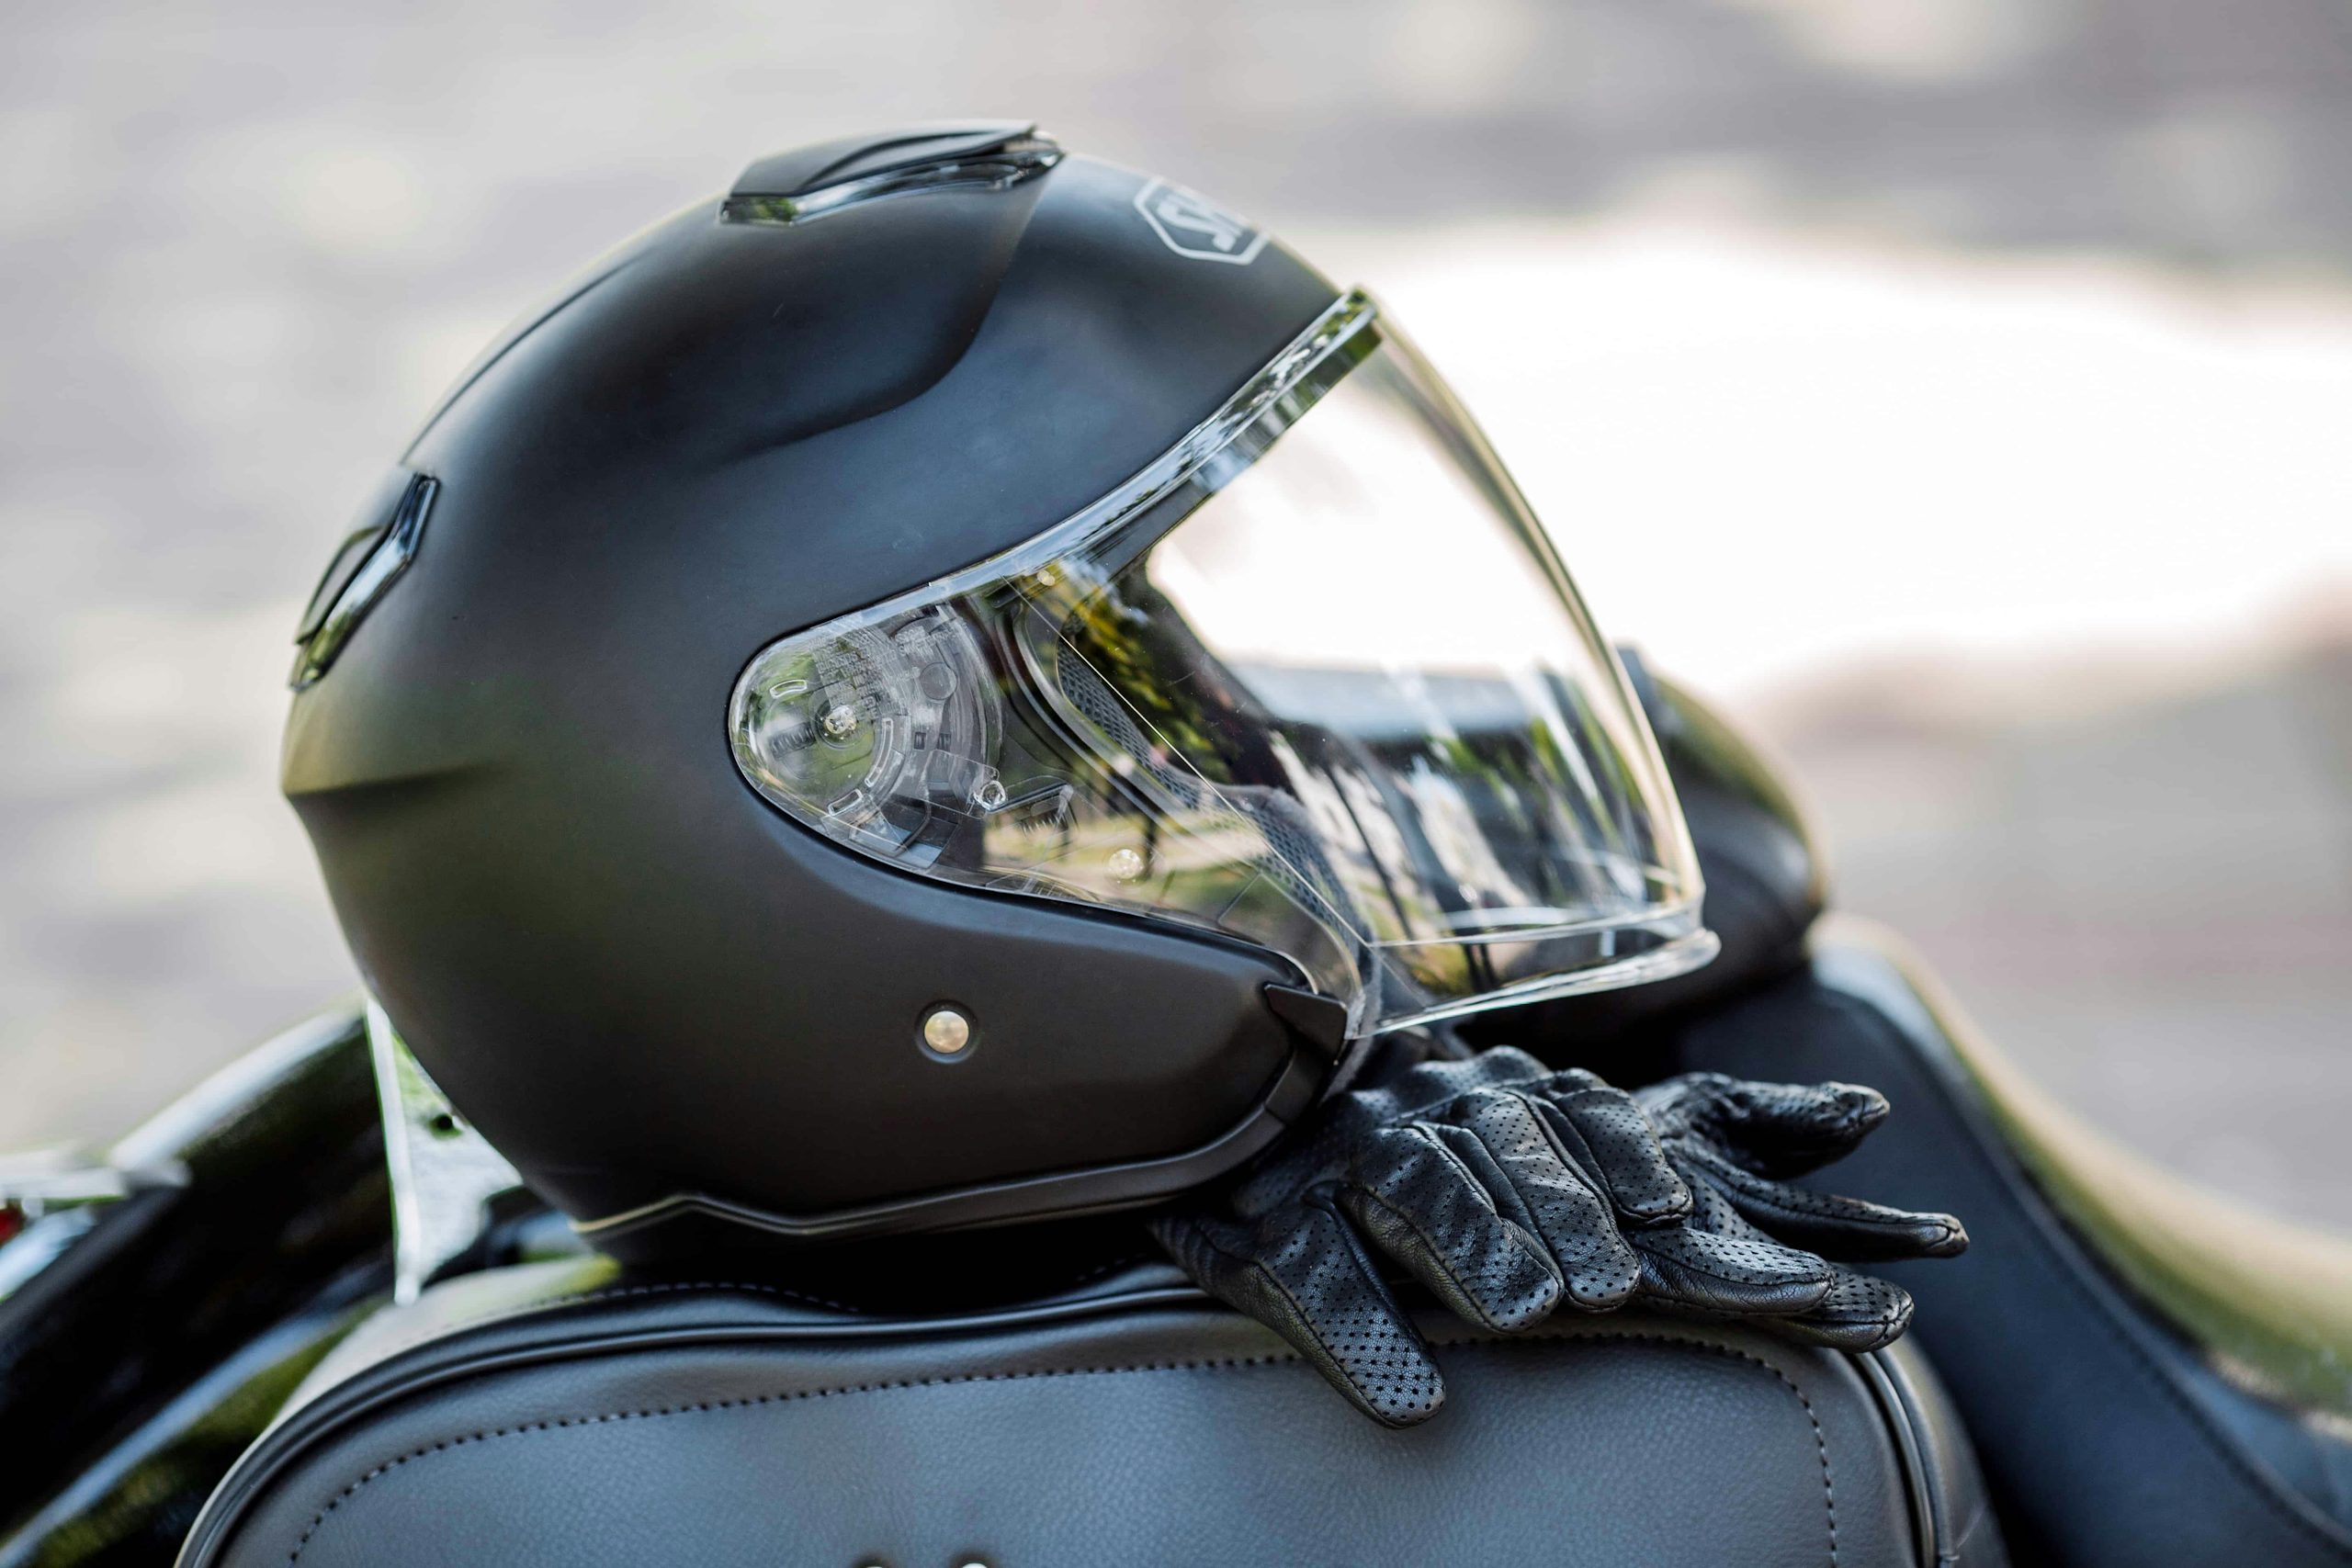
[1340,1126,1565,1333]
[1630,1175,1834,1318]
[1437,1097,1645,1313]
[1677,1142,1968,1261]
[1152,1200,1449,1428]
[1724,1077,1894,1175]
[1764,1268,1917,1352]
[1528,1083,1690,1224]
[1639,1074,1891,1173]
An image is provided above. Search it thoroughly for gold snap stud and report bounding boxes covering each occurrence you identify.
[922,1007,972,1056]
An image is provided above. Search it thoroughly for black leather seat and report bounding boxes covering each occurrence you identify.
[180,1257,1998,1567]
[1652,924,2352,1568]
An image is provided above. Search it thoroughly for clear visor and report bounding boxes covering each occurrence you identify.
[729,291,1716,1038]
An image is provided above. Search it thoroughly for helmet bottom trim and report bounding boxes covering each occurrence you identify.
[571,1038,1328,1251]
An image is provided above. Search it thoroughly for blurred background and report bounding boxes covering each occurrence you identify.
[3,0,2346,1225]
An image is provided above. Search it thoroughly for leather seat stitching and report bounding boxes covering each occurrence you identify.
[279,1330,1842,1567]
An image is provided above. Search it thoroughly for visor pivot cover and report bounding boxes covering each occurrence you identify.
[921,1007,974,1058]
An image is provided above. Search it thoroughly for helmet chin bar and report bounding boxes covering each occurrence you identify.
[568,926,1724,1252]
[571,1021,1331,1252]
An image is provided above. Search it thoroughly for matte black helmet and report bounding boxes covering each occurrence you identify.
[284,123,1715,1257]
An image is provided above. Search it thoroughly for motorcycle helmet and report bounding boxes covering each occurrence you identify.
[283,122,1717,1257]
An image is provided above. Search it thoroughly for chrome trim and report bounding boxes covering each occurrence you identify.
[0,1292,368,1551]
[368,999,523,1303]
[0,1145,188,1306]
[290,472,437,690]
[0,1210,100,1305]
[0,1145,152,1207]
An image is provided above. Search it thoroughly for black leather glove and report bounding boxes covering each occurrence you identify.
[1633,1071,1968,1350]
[1151,1048,1963,1427]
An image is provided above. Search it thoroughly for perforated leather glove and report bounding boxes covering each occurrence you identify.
[1632,1071,1968,1351]
[1150,1048,1964,1427]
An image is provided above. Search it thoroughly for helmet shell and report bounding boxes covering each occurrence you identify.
[283,129,1344,1249]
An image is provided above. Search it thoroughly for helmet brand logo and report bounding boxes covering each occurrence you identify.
[1133,178,1269,265]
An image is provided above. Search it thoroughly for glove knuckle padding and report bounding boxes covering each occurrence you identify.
[1442,1091,1641,1310]
[1350,1125,1564,1323]
[1534,1084,1690,1222]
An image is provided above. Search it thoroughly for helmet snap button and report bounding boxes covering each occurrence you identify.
[921,1007,973,1057]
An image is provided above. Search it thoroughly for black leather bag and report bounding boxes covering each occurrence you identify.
[181,1257,1997,1568]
